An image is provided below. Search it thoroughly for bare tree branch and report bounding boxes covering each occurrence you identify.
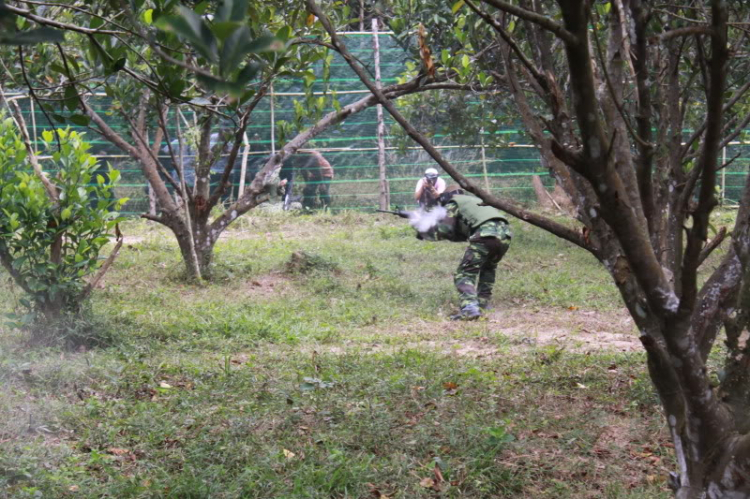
[479,0,577,44]
[3,2,125,34]
[78,233,123,301]
[465,0,548,91]
[591,13,652,150]
[8,101,59,203]
[699,226,728,266]
[628,0,657,230]
[679,0,729,310]
[660,25,714,40]
[681,78,750,159]
[18,46,60,151]
[206,81,272,209]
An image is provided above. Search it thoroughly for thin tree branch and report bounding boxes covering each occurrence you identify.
[699,226,727,266]
[0,242,34,296]
[16,0,135,35]
[628,0,657,231]
[80,98,179,214]
[78,233,123,301]
[118,107,183,196]
[3,3,125,34]
[8,100,59,203]
[140,213,164,223]
[660,25,714,40]
[156,104,194,204]
[479,0,577,44]
[464,0,548,91]
[18,46,60,151]
[681,79,750,159]
[679,0,728,311]
[206,81,272,209]
[591,16,652,150]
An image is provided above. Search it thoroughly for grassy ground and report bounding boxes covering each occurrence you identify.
[0,211,678,498]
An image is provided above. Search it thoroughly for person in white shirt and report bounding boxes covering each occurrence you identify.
[414,168,447,209]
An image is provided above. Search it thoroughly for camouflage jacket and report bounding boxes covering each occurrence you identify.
[434,201,511,242]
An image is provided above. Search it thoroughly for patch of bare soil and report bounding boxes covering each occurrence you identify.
[122,235,147,245]
[243,273,293,298]
[303,307,640,359]
[488,307,640,353]
[172,273,294,303]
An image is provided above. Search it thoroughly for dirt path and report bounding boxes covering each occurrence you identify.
[283,306,641,359]
[485,307,640,352]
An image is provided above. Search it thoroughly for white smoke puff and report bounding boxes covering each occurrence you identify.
[408,206,447,233]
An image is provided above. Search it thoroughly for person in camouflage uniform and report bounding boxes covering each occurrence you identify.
[418,189,511,320]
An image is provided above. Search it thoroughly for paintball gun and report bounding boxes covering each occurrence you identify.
[376,209,411,219]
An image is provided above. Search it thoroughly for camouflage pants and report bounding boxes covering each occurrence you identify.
[455,236,510,308]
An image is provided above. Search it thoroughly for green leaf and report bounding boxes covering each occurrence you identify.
[276,26,292,43]
[194,1,210,15]
[0,27,65,45]
[216,0,248,23]
[155,6,218,62]
[108,57,126,73]
[42,130,54,143]
[451,0,465,13]
[461,54,470,69]
[238,89,256,106]
[197,72,253,97]
[64,85,79,112]
[211,21,241,41]
[49,62,68,76]
[69,115,91,127]
[235,62,260,85]
[243,34,275,54]
[220,26,253,76]
[143,9,153,24]
[166,78,186,99]
[60,207,72,221]
[302,70,316,87]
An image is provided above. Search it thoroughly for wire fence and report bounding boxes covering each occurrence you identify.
[5,32,750,215]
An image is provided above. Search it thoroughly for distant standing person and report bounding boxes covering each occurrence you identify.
[414,168,446,209]
[300,150,334,209]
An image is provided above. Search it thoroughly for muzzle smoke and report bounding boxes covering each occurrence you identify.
[408,206,447,233]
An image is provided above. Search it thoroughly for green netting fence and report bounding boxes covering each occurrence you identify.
[5,32,750,215]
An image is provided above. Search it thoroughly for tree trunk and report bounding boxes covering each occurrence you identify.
[169,212,217,279]
[670,434,750,498]
[174,229,214,279]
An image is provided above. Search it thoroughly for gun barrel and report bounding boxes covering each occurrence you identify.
[376,209,411,219]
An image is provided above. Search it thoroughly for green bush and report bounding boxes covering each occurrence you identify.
[0,119,125,323]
